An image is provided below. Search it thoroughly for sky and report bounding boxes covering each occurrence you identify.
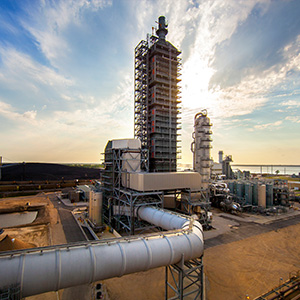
[0,0,299,165]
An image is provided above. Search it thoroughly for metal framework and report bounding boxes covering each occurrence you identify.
[134,39,149,164]
[134,16,182,172]
[102,143,164,235]
[254,271,300,300]
[0,285,20,300]
[110,188,163,235]
[166,257,204,300]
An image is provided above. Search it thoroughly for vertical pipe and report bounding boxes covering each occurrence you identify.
[165,265,168,300]
[169,46,172,171]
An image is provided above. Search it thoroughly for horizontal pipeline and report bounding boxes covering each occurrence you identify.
[0,207,203,298]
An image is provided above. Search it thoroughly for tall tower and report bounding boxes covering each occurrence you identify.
[191,110,212,189]
[134,16,181,172]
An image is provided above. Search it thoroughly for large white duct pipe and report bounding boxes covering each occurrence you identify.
[0,207,203,298]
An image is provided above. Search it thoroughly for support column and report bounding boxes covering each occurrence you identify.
[165,257,204,300]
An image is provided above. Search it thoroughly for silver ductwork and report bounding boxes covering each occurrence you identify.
[0,207,203,298]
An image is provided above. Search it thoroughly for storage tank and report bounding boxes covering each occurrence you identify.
[236,182,244,199]
[89,191,103,225]
[266,183,273,207]
[244,182,252,205]
[258,184,266,208]
[228,181,234,194]
[252,182,258,206]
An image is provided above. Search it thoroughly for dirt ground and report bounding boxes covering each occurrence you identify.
[204,222,300,300]
[0,193,66,248]
[0,194,67,300]
[103,268,165,300]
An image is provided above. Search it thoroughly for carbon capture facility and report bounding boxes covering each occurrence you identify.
[0,15,295,300]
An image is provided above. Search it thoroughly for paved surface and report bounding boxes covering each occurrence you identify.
[205,213,300,249]
[49,194,86,243]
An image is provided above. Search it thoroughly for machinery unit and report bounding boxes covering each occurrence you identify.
[191,110,212,190]
[222,154,234,179]
[134,16,181,172]
[102,138,164,233]
[122,171,202,192]
[216,179,290,213]
[101,137,211,232]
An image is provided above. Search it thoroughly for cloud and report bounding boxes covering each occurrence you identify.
[180,1,272,118]
[248,120,282,131]
[1,0,299,164]
[285,116,300,123]
[21,0,112,65]
[0,100,38,124]
[281,100,300,108]
[210,0,300,89]
[0,47,73,92]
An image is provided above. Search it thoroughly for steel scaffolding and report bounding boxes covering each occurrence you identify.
[0,284,21,300]
[134,39,149,166]
[134,16,182,172]
[166,257,204,300]
[102,142,163,235]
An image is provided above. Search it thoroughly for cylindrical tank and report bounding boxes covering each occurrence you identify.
[236,182,243,199]
[233,181,237,194]
[252,182,258,206]
[228,181,234,193]
[244,183,252,205]
[89,191,102,225]
[266,183,273,207]
[258,184,266,208]
[218,151,223,163]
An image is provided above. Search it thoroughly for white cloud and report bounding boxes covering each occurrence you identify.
[285,116,300,123]
[281,100,300,108]
[250,120,282,131]
[21,0,112,65]
[0,47,73,92]
[0,100,38,125]
[180,0,271,119]
[45,72,133,135]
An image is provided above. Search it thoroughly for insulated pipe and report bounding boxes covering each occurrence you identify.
[0,207,203,298]
[138,206,191,230]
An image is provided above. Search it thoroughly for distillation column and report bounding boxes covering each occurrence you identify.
[191,110,212,190]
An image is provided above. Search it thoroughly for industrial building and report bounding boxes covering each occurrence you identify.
[134,16,181,172]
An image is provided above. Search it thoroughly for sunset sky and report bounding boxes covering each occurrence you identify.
[0,0,299,165]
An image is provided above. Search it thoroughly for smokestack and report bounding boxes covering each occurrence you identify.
[218,151,223,163]
[156,16,168,40]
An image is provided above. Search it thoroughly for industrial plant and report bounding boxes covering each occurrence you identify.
[1,16,300,300]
